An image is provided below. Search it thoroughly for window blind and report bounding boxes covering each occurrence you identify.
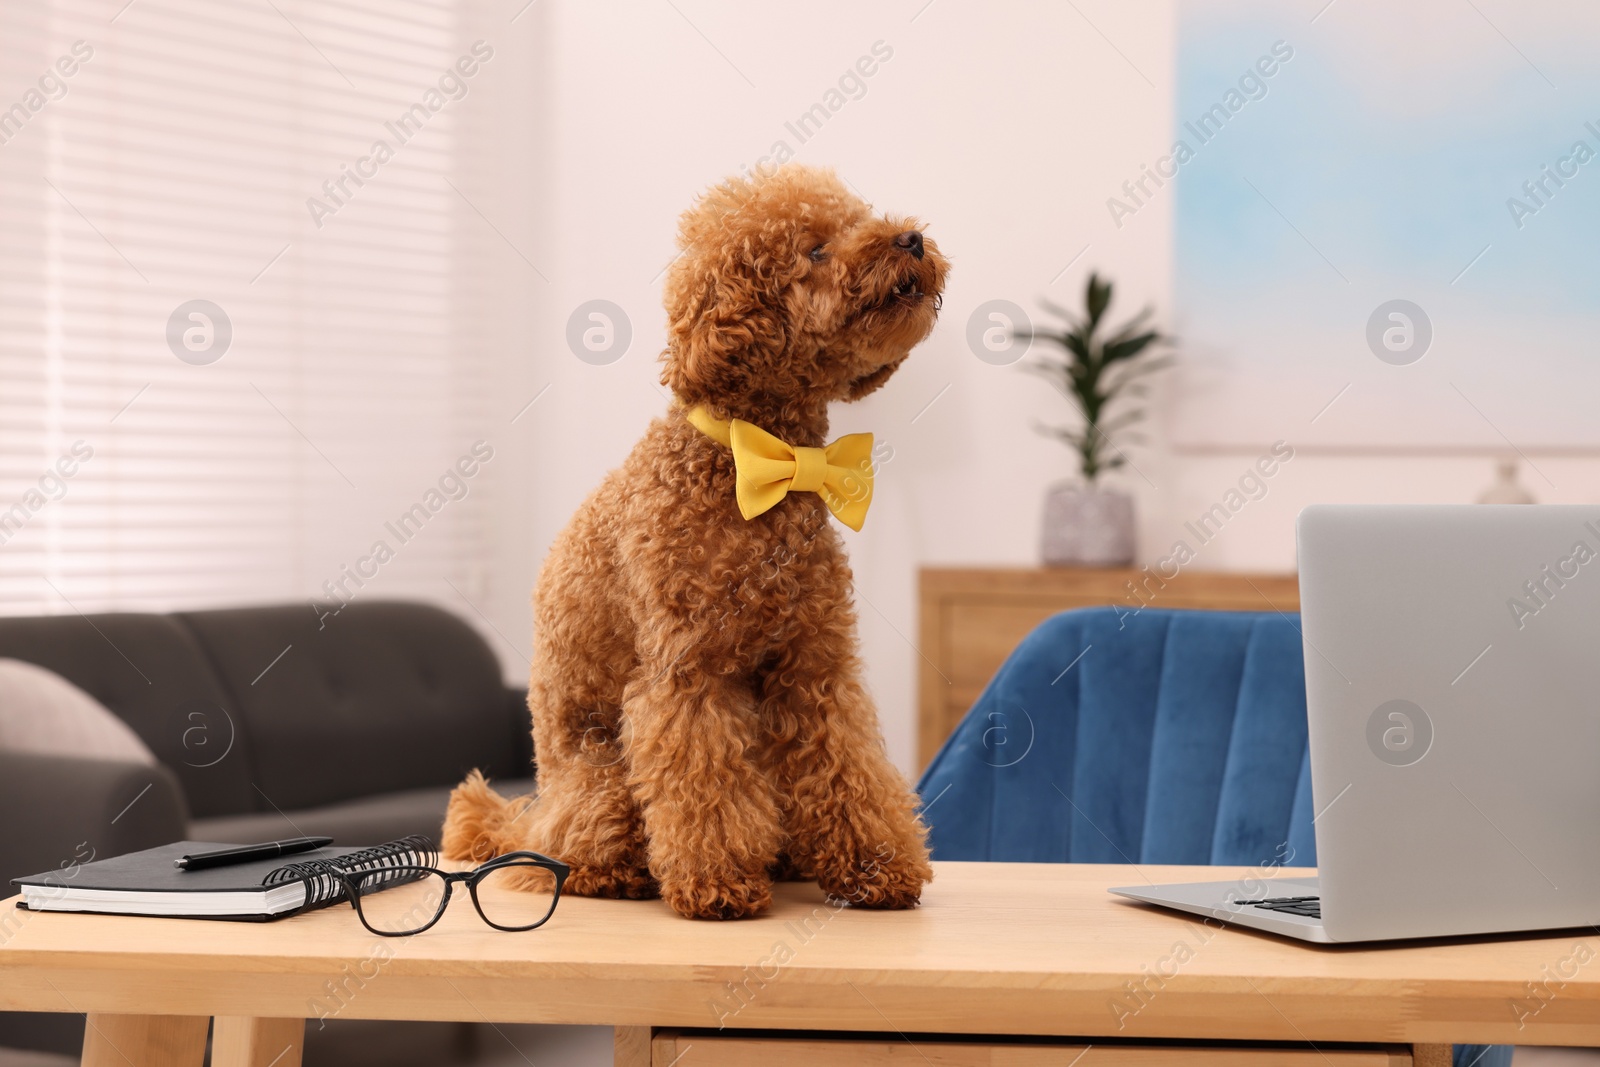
[0,0,497,624]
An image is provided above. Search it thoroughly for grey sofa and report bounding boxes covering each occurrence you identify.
[0,600,534,1063]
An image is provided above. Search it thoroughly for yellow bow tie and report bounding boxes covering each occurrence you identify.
[686,405,874,531]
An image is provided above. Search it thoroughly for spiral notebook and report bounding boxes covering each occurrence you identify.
[11,836,436,922]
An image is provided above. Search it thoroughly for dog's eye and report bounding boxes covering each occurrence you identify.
[807,244,827,263]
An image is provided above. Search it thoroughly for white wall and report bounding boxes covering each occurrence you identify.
[454,1,554,680]
[471,0,1598,779]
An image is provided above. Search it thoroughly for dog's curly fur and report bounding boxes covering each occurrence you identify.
[442,165,949,920]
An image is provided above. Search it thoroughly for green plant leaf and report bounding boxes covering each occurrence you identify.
[1021,272,1171,483]
[1103,330,1162,364]
[1086,273,1111,327]
[1105,307,1154,341]
[1099,410,1146,433]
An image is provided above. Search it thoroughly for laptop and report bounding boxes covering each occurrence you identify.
[1111,504,1600,943]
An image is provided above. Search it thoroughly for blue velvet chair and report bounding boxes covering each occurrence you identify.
[914,606,1508,1067]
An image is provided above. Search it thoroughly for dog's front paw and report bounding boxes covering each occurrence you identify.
[660,869,773,920]
[814,843,933,910]
[565,862,659,900]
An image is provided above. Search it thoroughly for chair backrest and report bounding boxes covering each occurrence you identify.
[916,607,1317,868]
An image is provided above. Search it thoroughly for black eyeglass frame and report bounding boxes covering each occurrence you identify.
[317,851,571,937]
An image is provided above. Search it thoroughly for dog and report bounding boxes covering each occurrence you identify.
[442,164,949,920]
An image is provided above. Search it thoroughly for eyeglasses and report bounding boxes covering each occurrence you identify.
[308,851,570,937]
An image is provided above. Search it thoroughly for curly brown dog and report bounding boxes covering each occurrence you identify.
[442,164,949,920]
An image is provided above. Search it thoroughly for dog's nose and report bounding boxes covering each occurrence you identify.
[894,231,924,260]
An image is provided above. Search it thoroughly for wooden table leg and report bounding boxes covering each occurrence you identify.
[212,1016,305,1067]
[614,1025,652,1067]
[81,1013,208,1067]
[1412,1045,1452,1067]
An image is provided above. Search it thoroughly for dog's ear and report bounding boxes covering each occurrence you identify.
[660,263,790,402]
[659,170,807,401]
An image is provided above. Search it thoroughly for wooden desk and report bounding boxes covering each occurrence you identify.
[918,568,1301,769]
[2,862,1594,1066]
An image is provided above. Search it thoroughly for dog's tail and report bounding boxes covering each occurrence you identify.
[441,769,533,862]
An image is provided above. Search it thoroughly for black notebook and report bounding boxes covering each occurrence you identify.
[11,836,436,921]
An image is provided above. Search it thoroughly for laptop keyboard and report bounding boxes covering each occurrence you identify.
[1235,895,1321,919]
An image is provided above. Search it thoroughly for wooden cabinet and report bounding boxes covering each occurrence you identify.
[916,566,1300,770]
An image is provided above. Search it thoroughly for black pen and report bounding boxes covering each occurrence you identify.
[176,836,334,871]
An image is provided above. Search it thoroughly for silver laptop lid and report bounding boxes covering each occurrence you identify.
[1298,504,1600,942]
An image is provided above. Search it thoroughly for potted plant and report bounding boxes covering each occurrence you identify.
[1018,272,1170,567]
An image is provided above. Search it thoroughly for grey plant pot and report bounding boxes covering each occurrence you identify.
[1041,481,1135,567]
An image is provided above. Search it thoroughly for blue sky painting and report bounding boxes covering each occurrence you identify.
[1170,0,1600,448]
